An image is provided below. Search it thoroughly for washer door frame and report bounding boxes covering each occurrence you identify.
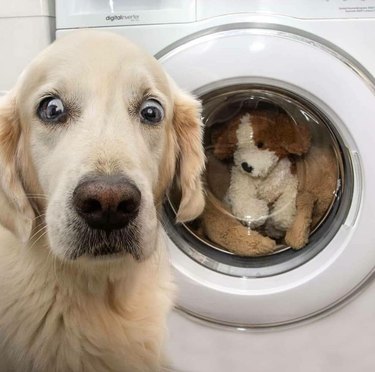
[159,25,375,327]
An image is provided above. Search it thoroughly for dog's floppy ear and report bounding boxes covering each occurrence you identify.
[173,89,206,223]
[0,92,34,242]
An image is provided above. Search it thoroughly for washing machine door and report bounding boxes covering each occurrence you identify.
[158,26,375,327]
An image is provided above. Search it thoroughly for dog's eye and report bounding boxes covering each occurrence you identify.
[38,97,67,123]
[256,142,264,149]
[139,99,164,125]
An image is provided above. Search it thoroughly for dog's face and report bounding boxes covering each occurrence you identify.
[213,110,311,178]
[0,31,205,261]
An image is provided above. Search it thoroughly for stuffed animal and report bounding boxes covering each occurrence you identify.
[198,139,277,256]
[198,107,338,256]
[200,107,315,256]
[202,194,277,256]
[215,109,311,236]
[284,145,338,249]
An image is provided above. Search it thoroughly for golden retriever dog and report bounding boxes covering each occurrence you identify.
[0,30,205,371]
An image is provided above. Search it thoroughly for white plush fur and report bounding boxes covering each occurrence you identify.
[226,114,298,236]
[0,30,205,371]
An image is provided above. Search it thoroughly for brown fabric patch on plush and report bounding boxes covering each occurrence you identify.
[212,109,311,161]
[211,115,241,160]
[251,110,311,158]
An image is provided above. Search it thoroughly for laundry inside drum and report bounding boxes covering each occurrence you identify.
[165,85,350,276]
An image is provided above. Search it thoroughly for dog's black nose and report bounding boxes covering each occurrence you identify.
[241,162,254,173]
[73,175,141,231]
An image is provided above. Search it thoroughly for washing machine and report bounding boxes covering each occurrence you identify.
[56,1,375,371]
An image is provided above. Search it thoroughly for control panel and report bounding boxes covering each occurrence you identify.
[56,0,196,29]
[197,0,375,20]
[56,0,375,30]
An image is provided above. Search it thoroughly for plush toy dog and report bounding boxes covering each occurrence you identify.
[215,109,311,237]
[199,106,338,256]
[200,107,314,256]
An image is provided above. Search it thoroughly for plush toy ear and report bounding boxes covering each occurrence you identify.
[212,115,241,160]
[173,89,206,223]
[0,92,34,242]
[287,123,311,155]
[279,113,311,155]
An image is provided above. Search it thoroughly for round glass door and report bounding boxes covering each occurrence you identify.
[165,83,351,278]
[159,26,375,327]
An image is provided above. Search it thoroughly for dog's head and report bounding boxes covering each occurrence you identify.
[213,110,311,178]
[0,31,205,261]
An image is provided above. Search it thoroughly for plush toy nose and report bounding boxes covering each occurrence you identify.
[241,162,254,173]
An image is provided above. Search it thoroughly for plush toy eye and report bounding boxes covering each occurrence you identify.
[256,142,264,149]
[38,97,67,124]
[139,99,164,125]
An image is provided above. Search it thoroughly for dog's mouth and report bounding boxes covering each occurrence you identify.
[68,222,141,260]
[63,174,145,261]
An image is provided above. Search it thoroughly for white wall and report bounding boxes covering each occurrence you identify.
[0,0,55,93]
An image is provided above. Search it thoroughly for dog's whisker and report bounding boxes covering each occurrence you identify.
[52,251,62,284]
[31,213,47,223]
[161,367,190,372]
[28,229,49,251]
[43,243,62,283]
[29,225,48,243]
[25,194,49,201]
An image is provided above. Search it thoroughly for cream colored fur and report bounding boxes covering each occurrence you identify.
[0,30,205,371]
